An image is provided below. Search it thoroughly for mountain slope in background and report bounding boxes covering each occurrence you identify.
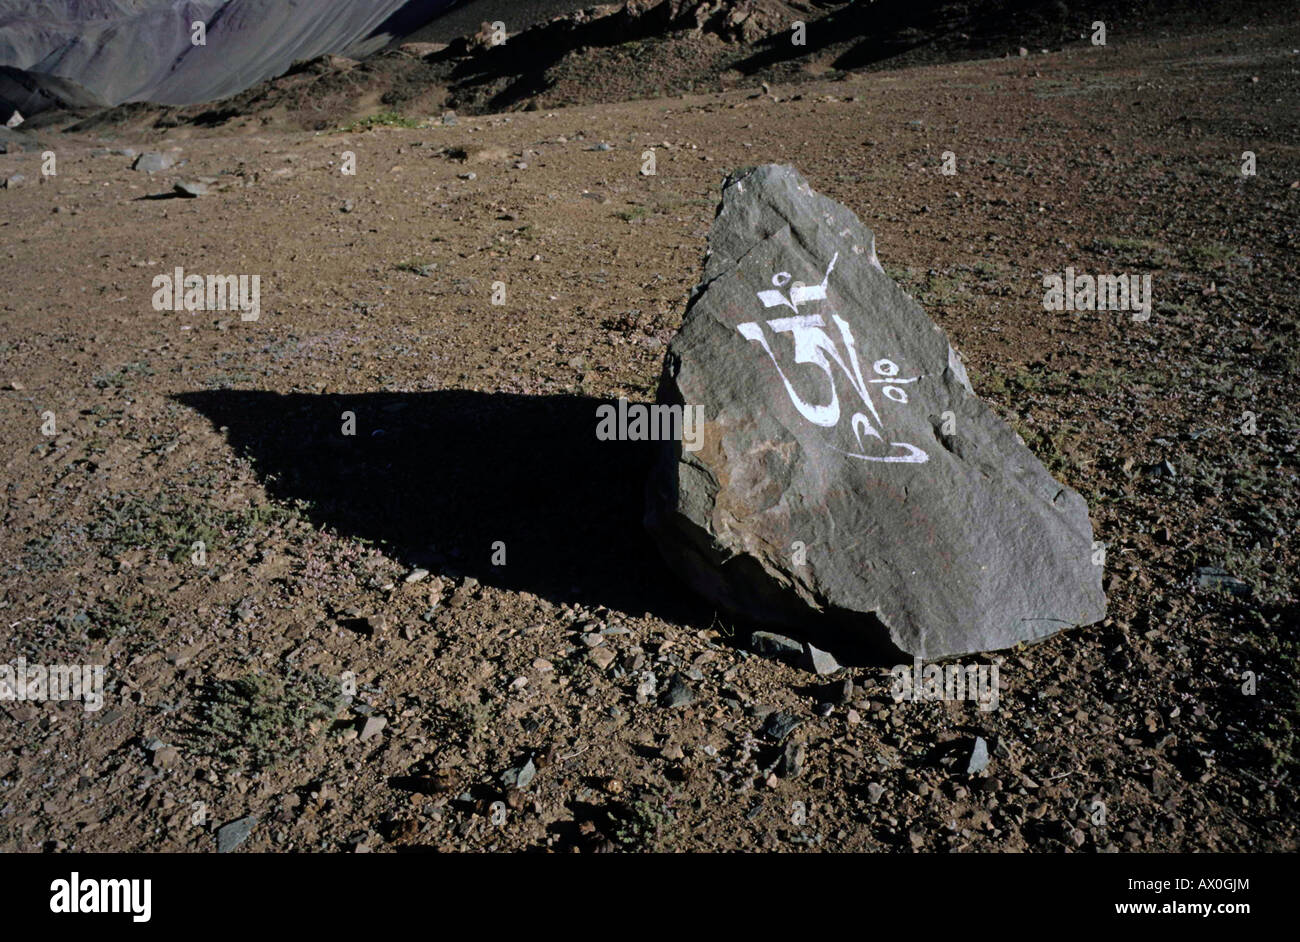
[0,0,459,114]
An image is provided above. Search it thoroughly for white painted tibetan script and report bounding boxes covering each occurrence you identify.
[736,251,929,464]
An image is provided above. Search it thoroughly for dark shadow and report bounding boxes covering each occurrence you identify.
[732,0,939,76]
[733,0,1081,76]
[173,389,708,626]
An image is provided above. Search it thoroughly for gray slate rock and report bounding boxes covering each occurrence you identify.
[216,815,258,853]
[966,736,990,775]
[645,164,1106,659]
[761,709,802,744]
[1195,565,1249,597]
[173,180,207,197]
[660,674,696,708]
[804,643,841,675]
[751,630,802,661]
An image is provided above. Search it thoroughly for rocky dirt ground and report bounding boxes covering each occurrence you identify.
[1,14,1297,852]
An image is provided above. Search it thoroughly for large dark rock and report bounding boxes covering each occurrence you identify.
[645,164,1106,660]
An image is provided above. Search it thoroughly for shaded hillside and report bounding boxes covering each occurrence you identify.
[58,0,1291,137]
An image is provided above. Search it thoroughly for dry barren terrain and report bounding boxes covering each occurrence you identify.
[1,15,1297,852]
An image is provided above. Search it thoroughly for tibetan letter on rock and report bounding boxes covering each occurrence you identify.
[644,164,1106,660]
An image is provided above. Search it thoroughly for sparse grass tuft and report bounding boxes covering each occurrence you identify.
[93,361,156,389]
[91,492,296,564]
[612,790,675,851]
[340,111,423,131]
[185,672,341,770]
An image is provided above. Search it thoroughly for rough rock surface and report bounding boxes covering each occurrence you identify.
[645,164,1106,659]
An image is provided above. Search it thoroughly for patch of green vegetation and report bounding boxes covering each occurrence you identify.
[93,361,156,389]
[20,523,88,573]
[203,369,260,389]
[1156,299,1199,318]
[1218,541,1291,609]
[613,791,675,851]
[95,595,163,639]
[184,672,342,770]
[340,111,423,131]
[454,698,496,742]
[1008,418,1080,477]
[967,366,1007,400]
[1076,366,1172,394]
[1184,242,1239,270]
[1090,236,1172,266]
[395,259,435,277]
[922,274,964,306]
[50,594,165,640]
[614,205,650,223]
[970,364,1065,400]
[882,264,920,290]
[90,492,296,564]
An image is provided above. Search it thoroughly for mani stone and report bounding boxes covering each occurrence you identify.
[644,164,1106,660]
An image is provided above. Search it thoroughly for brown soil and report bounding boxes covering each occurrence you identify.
[0,12,1296,852]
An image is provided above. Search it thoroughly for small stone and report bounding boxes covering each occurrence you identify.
[359,716,387,742]
[867,782,885,803]
[966,736,990,775]
[3,173,24,188]
[660,674,695,708]
[761,709,801,744]
[516,758,537,790]
[804,643,841,675]
[216,815,257,853]
[1195,566,1250,597]
[404,567,429,583]
[750,631,801,660]
[341,199,354,212]
[152,746,179,769]
[778,741,806,778]
[458,171,476,180]
[661,743,684,760]
[589,647,616,670]
[133,152,176,173]
[173,181,207,197]
[513,161,528,170]
[635,671,657,703]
